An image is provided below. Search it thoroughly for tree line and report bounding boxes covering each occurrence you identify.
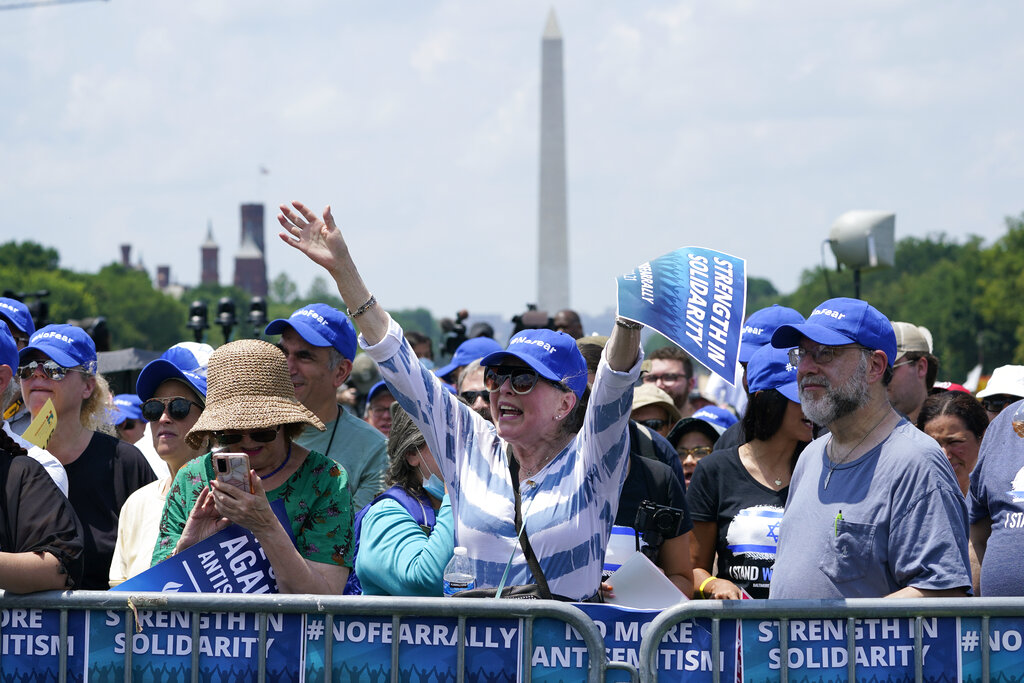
[2,214,1022,382]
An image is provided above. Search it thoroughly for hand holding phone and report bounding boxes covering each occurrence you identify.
[213,452,253,493]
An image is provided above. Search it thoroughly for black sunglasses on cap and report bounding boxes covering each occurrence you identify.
[142,397,203,422]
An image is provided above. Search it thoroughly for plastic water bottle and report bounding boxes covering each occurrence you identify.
[442,547,475,597]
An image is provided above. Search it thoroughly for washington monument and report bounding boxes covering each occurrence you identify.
[537,9,569,313]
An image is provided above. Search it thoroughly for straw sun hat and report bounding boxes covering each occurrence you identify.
[185,339,325,449]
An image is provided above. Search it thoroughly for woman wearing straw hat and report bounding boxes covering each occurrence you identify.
[278,201,643,601]
[151,339,354,594]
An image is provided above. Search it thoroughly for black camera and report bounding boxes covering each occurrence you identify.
[634,500,683,536]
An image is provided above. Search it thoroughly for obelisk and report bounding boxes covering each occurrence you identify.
[537,9,569,314]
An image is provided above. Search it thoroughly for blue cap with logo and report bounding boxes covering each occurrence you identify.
[480,328,588,398]
[738,305,805,363]
[691,405,739,431]
[265,304,357,361]
[770,297,897,368]
[19,324,97,371]
[0,298,35,338]
[136,342,212,401]
[746,345,800,403]
[110,394,144,424]
[435,336,503,380]
[0,321,18,374]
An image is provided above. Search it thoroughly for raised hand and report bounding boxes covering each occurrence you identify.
[277,201,349,272]
[176,487,230,553]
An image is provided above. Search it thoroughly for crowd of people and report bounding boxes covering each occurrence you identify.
[0,203,1021,603]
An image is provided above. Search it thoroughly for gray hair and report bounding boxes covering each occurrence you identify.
[383,402,428,491]
[457,359,484,391]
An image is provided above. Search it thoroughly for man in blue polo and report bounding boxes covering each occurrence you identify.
[768,298,970,598]
[266,304,387,510]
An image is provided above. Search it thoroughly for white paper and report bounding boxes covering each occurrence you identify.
[603,551,687,610]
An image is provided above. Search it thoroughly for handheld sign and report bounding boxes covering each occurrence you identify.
[617,247,746,385]
[22,397,57,448]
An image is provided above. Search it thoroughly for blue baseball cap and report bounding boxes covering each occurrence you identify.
[691,405,739,431]
[435,336,503,379]
[738,305,805,363]
[367,380,393,403]
[480,329,588,398]
[265,304,357,361]
[0,321,18,374]
[0,298,35,338]
[136,342,212,402]
[770,297,897,367]
[110,394,144,424]
[19,324,97,371]
[746,345,800,403]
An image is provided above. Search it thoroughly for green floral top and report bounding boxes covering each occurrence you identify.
[151,449,353,568]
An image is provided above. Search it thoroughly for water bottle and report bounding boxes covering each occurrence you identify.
[442,546,476,596]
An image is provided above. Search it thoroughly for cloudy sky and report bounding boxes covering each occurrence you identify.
[2,1,1022,320]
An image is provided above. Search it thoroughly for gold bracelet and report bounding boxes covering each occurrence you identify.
[347,294,377,318]
[698,576,716,598]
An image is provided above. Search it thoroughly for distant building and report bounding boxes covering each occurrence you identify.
[201,221,219,286]
[233,204,267,297]
[156,266,170,289]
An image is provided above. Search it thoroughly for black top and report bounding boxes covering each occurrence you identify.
[65,432,155,590]
[0,447,84,589]
[686,446,788,599]
[712,420,745,452]
[616,453,693,545]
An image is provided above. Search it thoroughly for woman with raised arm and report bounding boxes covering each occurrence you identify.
[279,201,643,601]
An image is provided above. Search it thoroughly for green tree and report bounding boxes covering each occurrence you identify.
[269,272,299,306]
[0,241,60,271]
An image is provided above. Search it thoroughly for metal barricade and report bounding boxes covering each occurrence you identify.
[637,597,1024,682]
[0,590,634,683]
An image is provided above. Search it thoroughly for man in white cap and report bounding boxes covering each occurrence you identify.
[976,365,1024,422]
[887,321,937,424]
[266,303,387,511]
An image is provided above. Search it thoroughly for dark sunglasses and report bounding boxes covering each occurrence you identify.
[637,418,669,432]
[119,419,137,431]
[17,360,83,382]
[484,367,541,395]
[142,397,203,422]
[982,396,1018,414]
[460,390,490,403]
[213,427,280,446]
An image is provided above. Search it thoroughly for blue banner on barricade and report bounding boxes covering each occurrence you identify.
[110,499,292,593]
[575,604,738,682]
[0,608,86,683]
[959,616,1024,683]
[617,247,746,385]
[740,616,959,683]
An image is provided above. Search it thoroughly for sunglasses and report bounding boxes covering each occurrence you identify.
[678,445,714,458]
[142,397,203,422]
[17,360,85,382]
[484,367,542,395]
[460,390,490,404]
[213,427,280,446]
[982,396,1018,414]
[637,418,669,432]
[119,419,137,431]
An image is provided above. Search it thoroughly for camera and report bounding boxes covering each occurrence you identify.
[632,500,684,560]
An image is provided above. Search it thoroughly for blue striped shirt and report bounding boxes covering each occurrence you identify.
[362,317,640,600]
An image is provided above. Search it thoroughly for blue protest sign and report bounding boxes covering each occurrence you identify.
[617,247,746,385]
[0,608,86,682]
[111,499,293,593]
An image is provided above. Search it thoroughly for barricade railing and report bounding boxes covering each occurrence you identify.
[0,590,634,683]
[637,597,1024,682]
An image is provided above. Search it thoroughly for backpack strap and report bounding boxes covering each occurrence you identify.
[630,421,658,462]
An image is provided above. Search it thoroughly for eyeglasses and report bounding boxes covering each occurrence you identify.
[484,367,541,395]
[119,419,137,431]
[17,360,85,381]
[637,418,669,432]
[460,390,490,404]
[678,445,713,458]
[142,397,203,422]
[212,427,280,446]
[643,373,688,385]
[892,355,920,370]
[982,396,1018,414]
[788,345,873,366]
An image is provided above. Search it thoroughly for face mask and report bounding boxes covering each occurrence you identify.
[418,463,446,499]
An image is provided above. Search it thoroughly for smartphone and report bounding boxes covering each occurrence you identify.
[213,452,253,493]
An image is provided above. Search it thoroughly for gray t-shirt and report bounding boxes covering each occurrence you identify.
[769,419,971,598]
[968,398,1024,596]
[296,408,387,511]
